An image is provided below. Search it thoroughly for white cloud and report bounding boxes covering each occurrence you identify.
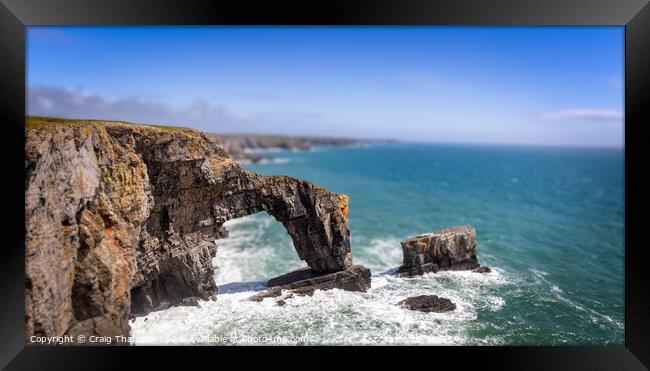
[27,85,240,125]
[27,85,263,133]
[541,108,623,123]
[35,97,54,111]
[27,85,327,135]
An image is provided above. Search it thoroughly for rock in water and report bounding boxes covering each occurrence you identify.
[397,225,480,277]
[397,295,456,313]
[178,297,200,307]
[250,265,371,302]
[25,117,353,341]
[281,265,371,292]
[473,266,491,273]
[267,267,318,287]
[396,262,439,277]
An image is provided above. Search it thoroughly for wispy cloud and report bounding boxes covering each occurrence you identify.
[27,85,325,134]
[541,108,623,123]
[27,85,247,129]
[400,72,475,92]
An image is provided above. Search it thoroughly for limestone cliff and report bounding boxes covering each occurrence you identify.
[25,117,352,341]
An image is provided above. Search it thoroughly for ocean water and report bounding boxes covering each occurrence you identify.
[130,143,624,345]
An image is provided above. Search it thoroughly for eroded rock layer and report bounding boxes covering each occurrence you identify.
[25,117,352,340]
[397,225,480,277]
[249,265,371,302]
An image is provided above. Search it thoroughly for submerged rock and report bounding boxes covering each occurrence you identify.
[397,225,480,277]
[397,295,456,313]
[250,265,371,302]
[25,117,353,341]
[473,266,491,273]
[249,287,284,302]
[178,297,201,307]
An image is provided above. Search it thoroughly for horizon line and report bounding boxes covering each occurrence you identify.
[25,114,623,150]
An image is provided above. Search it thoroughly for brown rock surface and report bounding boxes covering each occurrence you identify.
[267,267,318,287]
[250,265,371,302]
[397,295,456,313]
[25,117,352,341]
[397,225,480,277]
[178,297,201,307]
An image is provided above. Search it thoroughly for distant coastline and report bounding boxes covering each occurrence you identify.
[213,133,397,163]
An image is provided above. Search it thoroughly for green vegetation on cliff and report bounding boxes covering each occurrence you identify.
[26,115,195,134]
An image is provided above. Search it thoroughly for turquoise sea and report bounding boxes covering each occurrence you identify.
[131,143,624,345]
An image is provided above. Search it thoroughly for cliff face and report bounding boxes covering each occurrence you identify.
[25,117,352,340]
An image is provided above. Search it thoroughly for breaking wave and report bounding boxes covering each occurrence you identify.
[131,214,511,345]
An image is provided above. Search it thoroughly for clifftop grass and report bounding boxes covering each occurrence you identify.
[26,115,197,134]
[26,115,231,160]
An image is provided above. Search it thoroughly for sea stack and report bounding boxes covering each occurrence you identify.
[396,225,482,277]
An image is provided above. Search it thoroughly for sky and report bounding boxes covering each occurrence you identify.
[27,26,624,147]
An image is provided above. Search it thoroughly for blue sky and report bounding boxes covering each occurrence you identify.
[27,26,624,147]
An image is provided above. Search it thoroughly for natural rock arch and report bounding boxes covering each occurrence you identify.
[25,119,353,339]
[110,126,353,313]
[203,157,352,273]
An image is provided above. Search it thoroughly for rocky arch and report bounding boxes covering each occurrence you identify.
[123,129,353,313]
[204,157,353,273]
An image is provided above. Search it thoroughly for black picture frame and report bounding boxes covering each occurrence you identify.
[1,0,648,369]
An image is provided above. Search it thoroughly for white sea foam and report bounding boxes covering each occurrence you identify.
[257,157,291,165]
[352,236,403,273]
[130,279,497,345]
[131,214,512,345]
[214,214,299,285]
[245,147,285,153]
[238,157,295,166]
[131,263,511,345]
